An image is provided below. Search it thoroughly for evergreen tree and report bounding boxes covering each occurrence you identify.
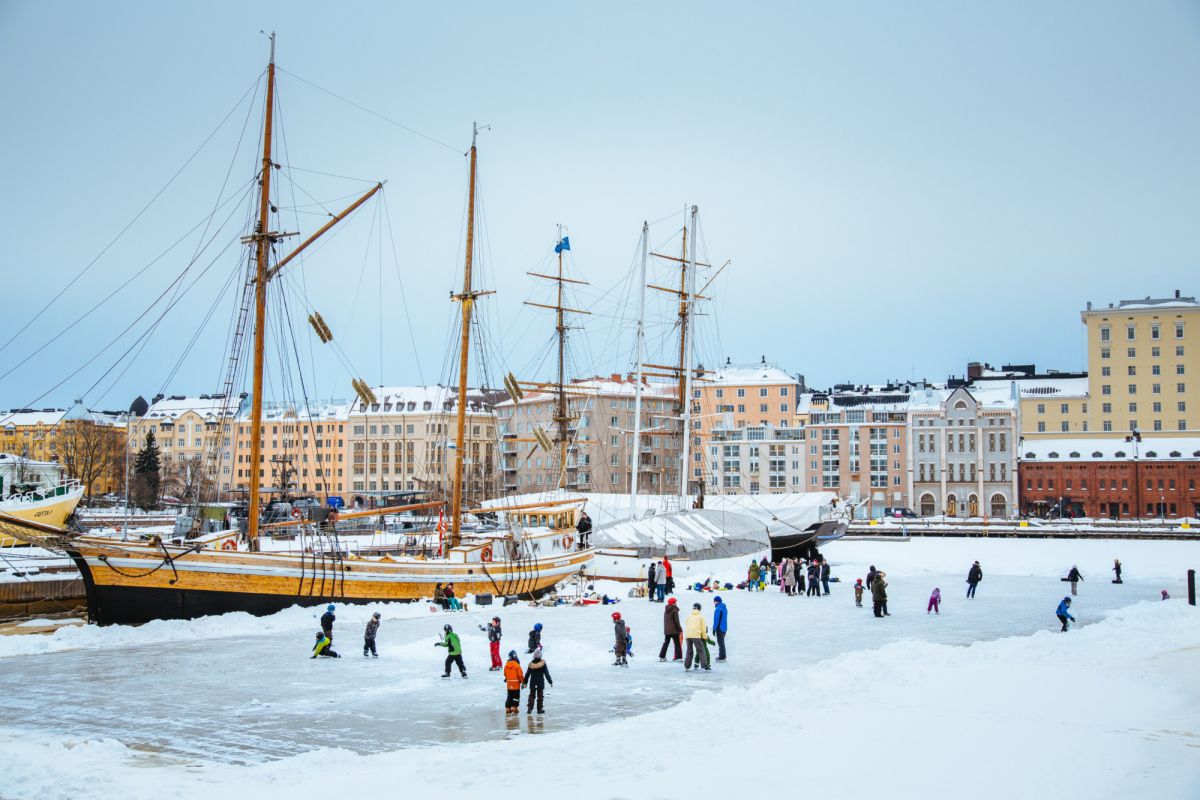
[131,431,161,509]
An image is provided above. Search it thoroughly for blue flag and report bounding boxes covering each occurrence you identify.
[554,236,571,253]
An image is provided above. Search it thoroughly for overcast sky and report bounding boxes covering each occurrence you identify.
[2,1,1198,412]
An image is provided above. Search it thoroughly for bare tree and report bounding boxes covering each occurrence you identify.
[162,457,213,505]
[56,420,123,499]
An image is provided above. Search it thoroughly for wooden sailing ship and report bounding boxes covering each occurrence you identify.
[0,36,592,624]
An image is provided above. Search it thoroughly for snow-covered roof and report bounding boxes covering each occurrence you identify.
[0,409,67,427]
[1012,377,1089,398]
[700,363,797,386]
[143,395,242,421]
[909,386,1016,412]
[349,385,492,416]
[1020,437,1200,461]
[253,400,352,422]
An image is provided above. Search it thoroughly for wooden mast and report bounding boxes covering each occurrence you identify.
[247,32,277,549]
[449,124,480,548]
[554,224,568,489]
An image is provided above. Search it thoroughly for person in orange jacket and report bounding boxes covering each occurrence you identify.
[503,650,524,715]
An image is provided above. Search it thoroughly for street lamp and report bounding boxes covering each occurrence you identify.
[1125,427,1142,523]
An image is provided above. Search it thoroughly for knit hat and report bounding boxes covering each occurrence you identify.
[508,650,518,659]
[667,597,677,605]
[714,595,722,603]
[326,604,335,611]
[693,603,702,610]
[533,647,543,659]
[611,611,621,620]
[372,612,381,619]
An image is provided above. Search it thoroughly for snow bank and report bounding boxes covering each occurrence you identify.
[3,601,1197,799]
[827,537,1200,582]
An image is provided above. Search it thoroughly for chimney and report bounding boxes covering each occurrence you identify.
[967,362,983,380]
[1175,289,1181,299]
[611,373,621,383]
[1086,301,1093,311]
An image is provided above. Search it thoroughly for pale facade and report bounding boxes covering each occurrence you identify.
[346,386,496,506]
[802,389,910,513]
[129,394,245,499]
[705,424,806,495]
[1081,293,1200,437]
[495,376,680,496]
[908,386,1018,519]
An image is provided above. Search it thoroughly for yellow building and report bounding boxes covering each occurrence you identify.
[1081,293,1200,437]
[1,408,126,497]
[128,394,245,501]
[229,401,348,499]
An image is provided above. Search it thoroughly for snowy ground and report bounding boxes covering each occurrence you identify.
[1,538,1197,799]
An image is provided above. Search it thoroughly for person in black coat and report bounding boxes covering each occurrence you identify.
[320,604,336,647]
[807,562,821,597]
[1066,565,1084,595]
[820,560,831,595]
[795,560,806,596]
[576,511,592,549]
[866,565,878,591]
[966,561,982,598]
[527,622,543,653]
[647,562,658,602]
[522,647,553,713]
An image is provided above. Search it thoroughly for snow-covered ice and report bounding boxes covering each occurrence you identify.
[0,537,1197,799]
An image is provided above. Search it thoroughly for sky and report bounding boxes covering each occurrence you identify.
[1,1,1198,412]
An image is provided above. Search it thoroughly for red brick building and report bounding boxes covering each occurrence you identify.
[1019,437,1200,519]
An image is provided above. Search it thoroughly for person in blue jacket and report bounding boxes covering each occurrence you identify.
[1056,597,1075,632]
[712,595,729,662]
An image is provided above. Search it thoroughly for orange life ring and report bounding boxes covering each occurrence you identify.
[291,508,302,520]
[481,544,493,562]
[221,539,237,551]
[562,533,574,550]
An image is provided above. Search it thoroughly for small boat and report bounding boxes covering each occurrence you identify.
[0,480,83,547]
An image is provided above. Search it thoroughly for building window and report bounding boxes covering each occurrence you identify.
[737,388,746,398]
[1178,383,1187,393]
[1153,420,1163,431]
[1128,384,1137,395]
[1102,385,1112,395]
[1127,366,1136,376]
[716,389,724,398]
[1177,345,1185,357]
[1178,364,1186,375]
[1176,322,1185,339]
[1103,421,1112,432]
[1101,348,1110,359]
[1127,347,1136,358]
[1180,420,1188,431]
[1060,421,1069,432]
[1179,401,1187,412]
[1152,346,1161,358]
[759,388,768,397]
[1100,325,1110,342]
[1153,365,1161,375]
[1129,402,1138,413]
[1151,324,1160,340]
[1060,403,1069,414]
[1037,421,1046,433]
[1037,403,1045,414]
[1127,324,1136,341]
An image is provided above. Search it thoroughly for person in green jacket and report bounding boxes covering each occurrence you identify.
[436,623,467,678]
[747,560,760,591]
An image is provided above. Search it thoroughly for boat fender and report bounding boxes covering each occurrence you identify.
[481,544,492,562]
[221,539,237,551]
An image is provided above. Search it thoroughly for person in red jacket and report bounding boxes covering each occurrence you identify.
[662,555,675,596]
[479,616,502,671]
[503,650,524,715]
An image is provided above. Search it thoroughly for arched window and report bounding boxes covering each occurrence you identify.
[919,493,936,517]
[954,400,968,411]
[990,493,1007,518]
[968,493,979,517]
[946,494,958,517]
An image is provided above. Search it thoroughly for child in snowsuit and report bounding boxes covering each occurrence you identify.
[854,579,864,607]
[503,650,523,715]
[312,630,339,658]
[436,624,467,677]
[363,612,381,657]
[480,617,503,670]
[612,612,628,666]
[320,604,336,647]
[625,625,634,658]
[523,647,553,713]
[927,588,941,614]
[527,622,542,654]
[1056,597,1075,632]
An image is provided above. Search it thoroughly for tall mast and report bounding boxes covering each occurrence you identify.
[629,221,649,519]
[247,32,276,549]
[676,216,689,413]
[555,224,568,489]
[679,205,698,507]
[449,123,480,548]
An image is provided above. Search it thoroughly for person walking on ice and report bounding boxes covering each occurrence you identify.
[659,597,683,661]
[966,561,982,598]
[1056,597,1075,632]
[927,587,941,614]
[1112,559,1123,584]
[479,616,502,671]
[363,612,381,657]
[503,650,523,715]
[683,602,711,671]
[712,595,729,662]
[436,624,467,678]
[1066,565,1084,595]
[872,570,889,617]
[612,612,629,666]
[523,647,553,714]
[312,630,339,658]
[320,604,336,647]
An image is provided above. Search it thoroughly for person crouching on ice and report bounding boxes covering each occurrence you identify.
[1056,597,1075,632]
[503,650,523,715]
[527,622,543,654]
[363,611,381,657]
[523,647,553,714]
[927,587,941,615]
[312,630,339,658]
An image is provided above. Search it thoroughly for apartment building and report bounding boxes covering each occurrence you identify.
[129,394,245,499]
[961,363,1090,438]
[346,386,497,506]
[705,423,805,495]
[496,375,680,496]
[1,407,127,496]
[227,400,349,498]
[909,385,1018,519]
[1081,292,1200,436]
[801,385,911,514]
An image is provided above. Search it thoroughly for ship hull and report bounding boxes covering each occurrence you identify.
[0,486,84,547]
[64,541,593,626]
[768,519,847,561]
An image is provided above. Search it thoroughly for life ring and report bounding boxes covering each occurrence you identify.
[291,508,302,520]
[328,511,339,524]
[480,544,493,563]
[562,533,574,550]
[221,539,237,551]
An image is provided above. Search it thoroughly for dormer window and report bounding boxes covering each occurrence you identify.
[1169,450,1181,458]
[1024,452,1036,459]
[1145,450,1157,458]
[1091,451,1103,458]
[1114,450,1126,458]
[1048,452,1059,459]
[1068,451,1080,458]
